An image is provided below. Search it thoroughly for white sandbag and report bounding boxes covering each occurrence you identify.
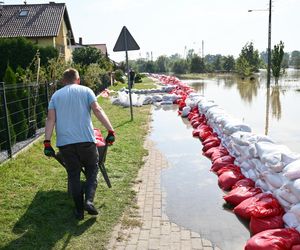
[286,179,300,201]
[291,203,300,217]
[152,95,163,102]
[131,93,139,106]
[261,172,285,189]
[276,186,299,205]
[135,95,146,106]
[256,141,291,163]
[198,100,218,113]
[143,96,153,105]
[181,106,191,117]
[250,159,268,173]
[265,161,285,173]
[245,168,258,181]
[239,160,253,171]
[282,152,300,166]
[161,100,173,105]
[274,192,292,211]
[283,159,300,180]
[118,91,130,107]
[283,212,300,228]
[255,179,269,192]
[223,120,252,135]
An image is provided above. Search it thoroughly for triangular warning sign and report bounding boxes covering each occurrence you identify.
[113,26,140,52]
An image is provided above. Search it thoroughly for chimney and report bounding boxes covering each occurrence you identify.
[79,37,82,45]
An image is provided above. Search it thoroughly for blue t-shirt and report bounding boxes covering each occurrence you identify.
[48,84,97,147]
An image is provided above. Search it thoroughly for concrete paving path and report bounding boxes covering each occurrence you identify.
[107,138,219,250]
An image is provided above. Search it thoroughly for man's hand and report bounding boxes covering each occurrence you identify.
[43,140,55,157]
[105,130,115,145]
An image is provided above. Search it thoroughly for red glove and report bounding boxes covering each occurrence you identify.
[44,140,55,157]
[105,130,115,145]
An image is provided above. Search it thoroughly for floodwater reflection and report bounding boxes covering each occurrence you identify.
[182,71,300,152]
[150,106,249,250]
[270,86,282,120]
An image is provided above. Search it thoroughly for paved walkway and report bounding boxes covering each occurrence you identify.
[107,139,218,250]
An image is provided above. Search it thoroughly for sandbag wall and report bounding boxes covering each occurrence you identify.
[153,74,300,250]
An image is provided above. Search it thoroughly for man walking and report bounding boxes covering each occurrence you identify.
[44,68,115,220]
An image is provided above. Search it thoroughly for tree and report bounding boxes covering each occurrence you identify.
[271,41,285,83]
[190,55,205,73]
[236,42,261,77]
[0,37,58,80]
[223,56,235,72]
[3,66,28,142]
[290,51,300,69]
[213,55,222,71]
[171,59,188,74]
[156,55,169,73]
[73,46,106,66]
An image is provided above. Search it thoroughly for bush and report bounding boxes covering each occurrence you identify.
[3,66,28,142]
[114,69,125,83]
[134,73,142,83]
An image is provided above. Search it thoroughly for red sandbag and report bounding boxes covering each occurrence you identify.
[202,140,221,152]
[245,228,300,250]
[250,215,284,235]
[232,178,255,189]
[192,128,201,137]
[212,154,235,164]
[211,156,235,172]
[192,121,201,128]
[202,135,220,146]
[189,113,199,121]
[210,146,229,162]
[199,130,213,142]
[218,170,245,191]
[223,186,262,206]
[216,164,241,176]
[234,193,283,220]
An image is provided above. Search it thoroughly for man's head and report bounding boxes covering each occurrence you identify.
[62,68,80,85]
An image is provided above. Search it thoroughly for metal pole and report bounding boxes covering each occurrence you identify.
[264,87,270,135]
[124,28,133,121]
[267,0,272,88]
[1,82,12,158]
[45,82,49,111]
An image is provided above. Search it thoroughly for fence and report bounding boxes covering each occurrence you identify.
[0,81,56,163]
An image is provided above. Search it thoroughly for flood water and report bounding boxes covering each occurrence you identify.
[149,69,300,250]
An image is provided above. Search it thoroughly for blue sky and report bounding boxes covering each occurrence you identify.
[6,0,300,62]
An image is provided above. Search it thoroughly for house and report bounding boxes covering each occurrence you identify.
[73,37,108,58]
[0,1,75,61]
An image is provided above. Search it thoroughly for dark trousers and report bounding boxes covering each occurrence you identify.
[59,142,99,210]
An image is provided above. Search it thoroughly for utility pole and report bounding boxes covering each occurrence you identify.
[267,0,272,89]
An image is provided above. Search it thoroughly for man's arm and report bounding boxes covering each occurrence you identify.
[91,102,114,131]
[45,109,56,141]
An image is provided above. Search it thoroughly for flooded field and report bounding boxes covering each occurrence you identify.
[149,70,300,250]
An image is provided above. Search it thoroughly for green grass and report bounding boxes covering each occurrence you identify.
[109,76,157,92]
[0,78,155,249]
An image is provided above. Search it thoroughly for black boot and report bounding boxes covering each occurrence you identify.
[84,200,98,215]
[73,192,84,220]
[85,184,98,215]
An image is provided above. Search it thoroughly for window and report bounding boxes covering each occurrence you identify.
[19,10,29,17]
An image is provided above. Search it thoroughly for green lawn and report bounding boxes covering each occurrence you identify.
[0,77,157,249]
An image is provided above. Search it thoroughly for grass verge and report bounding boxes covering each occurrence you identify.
[0,77,156,249]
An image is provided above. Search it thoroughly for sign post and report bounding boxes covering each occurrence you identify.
[113,26,140,121]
